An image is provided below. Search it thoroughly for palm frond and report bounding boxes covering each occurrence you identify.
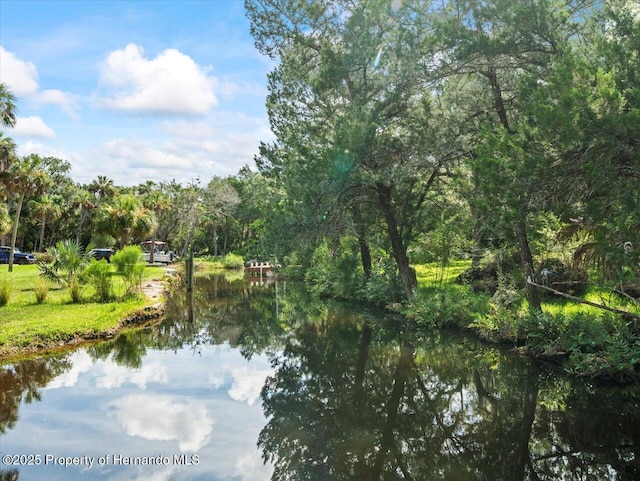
[37,261,64,286]
[556,222,599,243]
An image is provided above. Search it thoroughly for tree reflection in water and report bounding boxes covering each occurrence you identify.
[0,274,637,481]
[0,356,72,481]
[257,314,640,481]
[164,274,640,481]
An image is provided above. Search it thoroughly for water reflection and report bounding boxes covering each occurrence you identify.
[0,274,638,480]
[257,316,640,481]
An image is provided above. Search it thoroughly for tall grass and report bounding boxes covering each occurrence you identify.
[0,277,11,306]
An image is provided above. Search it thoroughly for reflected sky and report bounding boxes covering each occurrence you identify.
[1,343,274,481]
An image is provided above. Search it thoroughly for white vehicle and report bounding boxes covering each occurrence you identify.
[141,241,175,264]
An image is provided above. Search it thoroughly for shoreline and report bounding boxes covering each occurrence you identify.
[0,279,168,362]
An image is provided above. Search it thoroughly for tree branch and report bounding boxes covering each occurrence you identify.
[527,280,640,321]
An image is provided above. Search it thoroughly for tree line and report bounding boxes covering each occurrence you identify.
[243,0,640,310]
[2,0,639,314]
[0,113,280,269]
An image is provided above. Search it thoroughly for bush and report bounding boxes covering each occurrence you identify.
[222,253,244,269]
[35,252,55,264]
[85,260,113,302]
[409,286,491,329]
[0,278,11,306]
[34,280,49,304]
[111,246,146,297]
[361,257,404,305]
[305,239,363,299]
[522,311,640,382]
[38,240,92,303]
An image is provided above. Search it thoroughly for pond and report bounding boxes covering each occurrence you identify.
[0,274,639,480]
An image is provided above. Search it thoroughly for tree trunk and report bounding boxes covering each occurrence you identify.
[76,208,87,245]
[370,343,414,479]
[376,183,416,299]
[213,224,218,257]
[358,234,372,280]
[8,191,25,272]
[150,231,156,264]
[515,217,542,312]
[39,214,46,252]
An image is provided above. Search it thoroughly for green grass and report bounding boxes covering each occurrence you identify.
[414,260,639,318]
[0,264,166,357]
[412,261,640,381]
[414,260,471,287]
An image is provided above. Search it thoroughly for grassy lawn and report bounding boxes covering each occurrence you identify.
[414,260,639,318]
[415,260,471,291]
[0,264,166,357]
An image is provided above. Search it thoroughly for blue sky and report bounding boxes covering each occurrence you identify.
[0,0,274,186]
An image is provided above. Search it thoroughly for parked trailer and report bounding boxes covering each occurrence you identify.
[141,241,175,264]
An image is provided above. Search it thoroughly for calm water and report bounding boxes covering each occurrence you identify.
[0,274,639,480]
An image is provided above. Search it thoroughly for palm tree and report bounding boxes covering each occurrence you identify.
[0,133,16,173]
[0,203,10,237]
[38,240,92,303]
[0,83,17,129]
[94,193,156,247]
[2,155,52,271]
[0,83,17,174]
[28,194,62,252]
[71,186,96,245]
[87,175,116,205]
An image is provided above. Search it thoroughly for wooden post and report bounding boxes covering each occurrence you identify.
[186,248,194,322]
[186,249,194,292]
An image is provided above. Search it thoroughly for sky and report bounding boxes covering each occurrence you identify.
[0,0,275,186]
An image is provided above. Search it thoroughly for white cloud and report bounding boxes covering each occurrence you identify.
[228,365,273,406]
[11,116,55,138]
[0,46,39,96]
[111,394,214,452]
[208,373,225,389]
[38,89,80,119]
[16,141,71,160]
[103,138,187,169]
[45,351,94,389]
[97,359,169,390]
[99,44,218,115]
[235,450,272,481]
[0,47,80,118]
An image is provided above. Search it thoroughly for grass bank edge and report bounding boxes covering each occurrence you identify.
[410,261,640,383]
[0,265,168,360]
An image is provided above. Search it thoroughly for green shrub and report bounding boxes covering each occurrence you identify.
[305,242,335,297]
[35,252,55,264]
[361,257,404,305]
[34,279,50,304]
[305,239,363,299]
[112,246,146,297]
[410,286,491,329]
[38,240,92,303]
[69,278,83,303]
[522,310,640,382]
[85,260,113,302]
[0,278,11,306]
[222,252,244,269]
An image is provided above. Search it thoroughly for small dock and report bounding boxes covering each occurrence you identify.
[246,260,276,273]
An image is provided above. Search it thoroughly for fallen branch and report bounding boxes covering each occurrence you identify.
[527,280,640,321]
